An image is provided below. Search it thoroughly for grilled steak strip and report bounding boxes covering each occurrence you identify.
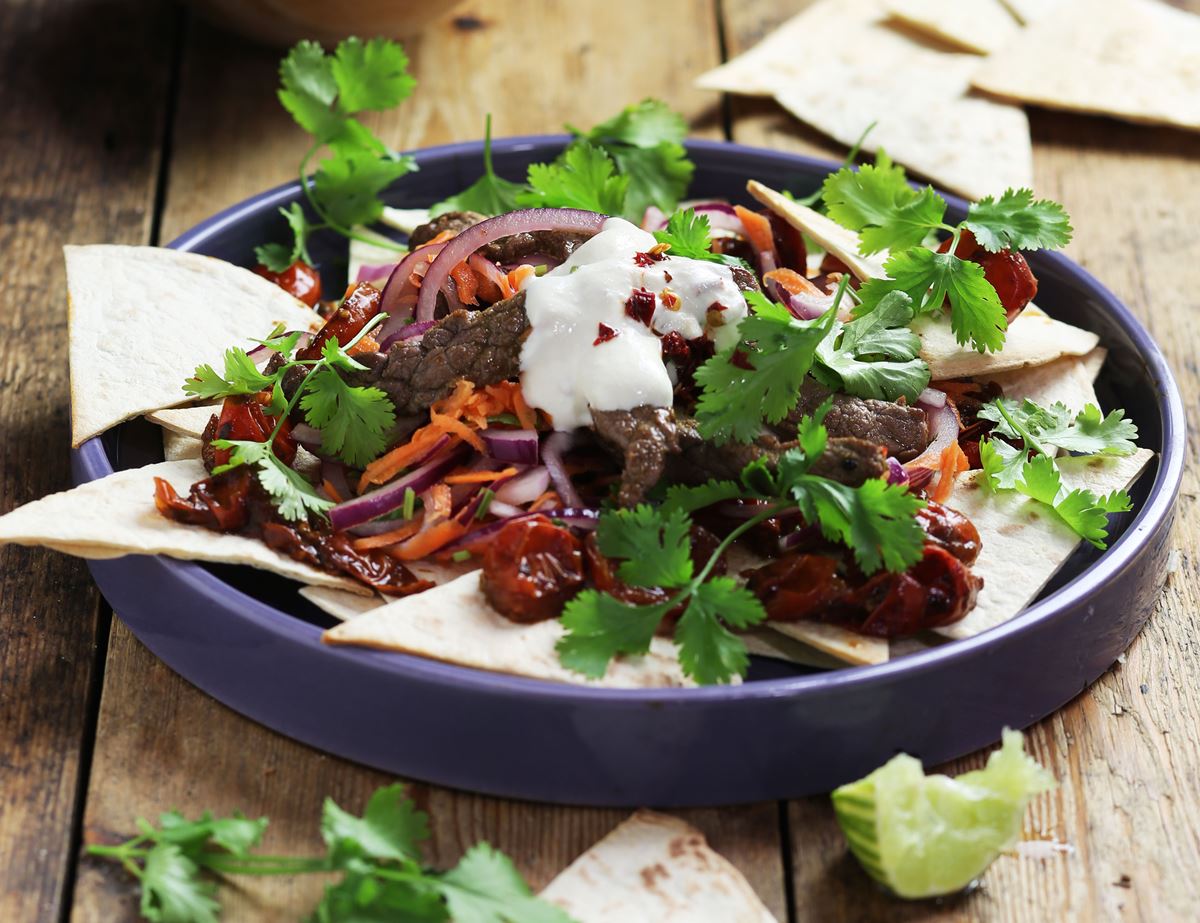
[777,379,929,462]
[591,406,887,507]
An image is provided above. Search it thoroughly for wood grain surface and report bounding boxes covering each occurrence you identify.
[0,0,1195,920]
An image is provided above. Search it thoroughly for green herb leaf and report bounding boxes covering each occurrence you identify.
[812,290,929,402]
[979,438,1027,491]
[278,40,344,143]
[431,115,526,216]
[313,148,418,229]
[675,577,765,685]
[301,366,396,468]
[213,440,334,522]
[1015,455,1131,549]
[436,844,573,923]
[156,811,267,858]
[330,37,416,112]
[980,399,1138,457]
[321,783,429,865]
[518,140,629,215]
[596,504,694,588]
[964,188,1073,253]
[821,150,947,255]
[184,347,276,400]
[140,842,221,923]
[556,591,668,678]
[652,208,741,264]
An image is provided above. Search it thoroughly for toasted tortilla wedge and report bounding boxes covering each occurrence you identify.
[146,404,218,439]
[162,431,203,462]
[972,0,1200,131]
[300,585,385,620]
[323,571,699,688]
[769,621,888,667]
[975,347,1106,413]
[886,0,1020,54]
[66,245,322,447]
[539,811,776,922]
[741,629,852,671]
[0,459,362,591]
[700,0,1032,199]
[935,448,1154,640]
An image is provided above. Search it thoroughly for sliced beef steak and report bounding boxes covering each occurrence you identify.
[350,292,528,415]
[591,406,887,507]
[781,379,929,461]
[408,210,487,247]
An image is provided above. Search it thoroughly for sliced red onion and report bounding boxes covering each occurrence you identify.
[330,446,466,531]
[480,429,539,464]
[494,466,550,505]
[642,205,667,231]
[291,423,323,451]
[378,241,450,341]
[903,402,961,485]
[416,209,607,321]
[486,499,524,519]
[917,387,948,410]
[410,434,451,469]
[441,507,600,551]
[356,262,398,284]
[455,469,517,526]
[377,319,435,352]
[542,430,583,509]
[886,457,909,485]
[468,252,509,295]
[348,517,412,538]
[787,290,836,321]
[907,466,936,491]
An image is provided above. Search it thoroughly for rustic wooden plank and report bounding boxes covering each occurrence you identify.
[71,3,788,920]
[0,1,176,920]
[720,1,1200,918]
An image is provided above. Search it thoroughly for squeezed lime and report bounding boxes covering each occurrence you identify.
[832,729,1055,899]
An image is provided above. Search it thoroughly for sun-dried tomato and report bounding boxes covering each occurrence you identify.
[767,210,807,273]
[481,516,586,623]
[297,281,382,361]
[742,553,851,622]
[624,287,657,326]
[254,260,322,307]
[154,466,258,532]
[200,395,296,471]
[917,501,981,565]
[260,521,432,596]
[938,229,1037,321]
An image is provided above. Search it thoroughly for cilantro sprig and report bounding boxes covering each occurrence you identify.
[977,397,1137,547]
[258,38,419,271]
[694,277,930,444]
[87,784,574,923]
[652,208,746,265]
[820,150,1073,353]
[186,317,395,521]
[557,407,926,684]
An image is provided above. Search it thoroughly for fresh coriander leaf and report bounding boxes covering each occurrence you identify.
[214,440,334,521]
[330,37,416,112]
[517,141,628,215]
[821,151,947,255]
[674,578,766,685]
[979,438,1027,491]
[320,783,429,865]
[278,40,344,143]
[813,290,929,402]
[979,399,1138,457]
[791,475,927,574]
[140,842,220,923]
[556,591,669,678]
[694,291,837,443]
[660,479,744,515]
[300,367,395,467]
[313,148,418,229]
[595,505,694,588]
[431,115,526,216]
[184,347,277,400]
[255,202,316,271]
[156,811,267,858]
[254,242,294,273]
[1014,454,1132,549]
[651,208,738,264]
[312,868,447,923]
[964,188,1073,253]
[579,98,688,148]
[436,843,574,923]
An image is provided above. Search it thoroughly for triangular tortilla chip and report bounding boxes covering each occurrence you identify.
[66,245,322,447]
[539,811,777,922]
[886,0,1021,54]
[769,621,888,666]
[975,347,1106,413]
[162,431,202,462]
[918,306,1099,379]
[935,448,1154,639]
[0,459,362,591]
[700,0,1032,198]
[972,0,1200,131]
[300,585,385,620]
[323,571,700,688]
[146,404,218,439]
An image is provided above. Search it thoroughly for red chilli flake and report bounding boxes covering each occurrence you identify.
[624,287,656,326]
[633,250,668,267]
[593,322,619,346]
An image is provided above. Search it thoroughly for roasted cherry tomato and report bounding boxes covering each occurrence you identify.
[201,395,296,471]
[917,501,982,565]
[742,553,850,623]
[938,229,1038,321]
[481,516,586,623]
[254,260,322,307]
[297,281,382,361]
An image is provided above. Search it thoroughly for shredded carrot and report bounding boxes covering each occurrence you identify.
[511,386,537,430]
[430,412,486,451]
[321,479,345,503]
[930,441,970,504]
[450,262,478,306]
[529,490,561,511]
[444,467,518,485]
[348,333,379,356]
[393,519,467,560]
[427,482,453,522]
[763,267,824,297]
[358,426,450,492]
[432,378,476,416]
[352,519,422,550]
[733,205,777,261]
[506,264,536,293]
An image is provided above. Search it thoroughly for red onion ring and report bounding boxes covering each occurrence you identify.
[917,387,948,410]
[378,241,450,342]
[903,402,962,488]
[480,429,540,465]
[356,262,398,284]
[494,466,550,505]
[330,445,467,531]
[541,431,583,509]
[415,209,607,322]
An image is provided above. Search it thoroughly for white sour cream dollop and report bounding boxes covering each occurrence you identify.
[517,218,747,430]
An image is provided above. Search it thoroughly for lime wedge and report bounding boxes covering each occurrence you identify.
[832,729,1055,899]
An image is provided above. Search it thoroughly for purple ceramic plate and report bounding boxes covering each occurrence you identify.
[72,138,1185,806]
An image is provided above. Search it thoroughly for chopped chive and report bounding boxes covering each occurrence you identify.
[451,550,472,563]
[475,488,495,520]
[402,486,416,520]
[551,518,567,528]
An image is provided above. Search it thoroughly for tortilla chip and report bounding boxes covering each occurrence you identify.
[700,0,1032,199]
[0,459,362,591]
[66,245,322,447]
[886,0,1021,54]
[918,306,1100,379]
[935,448,1154,640]
[539,811,776,922]
[972,0,1200,131]
[746,181,888,281]
[162,431,203,461]
[146,404,218,439]
[379,207,431,235]
[975,347,1106,413]
[323,571,699,688]
[300,585,384,620]
[741,629,851,670]
[770,621,888,666]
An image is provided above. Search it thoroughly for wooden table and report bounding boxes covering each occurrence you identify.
[3,1,1198,919]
